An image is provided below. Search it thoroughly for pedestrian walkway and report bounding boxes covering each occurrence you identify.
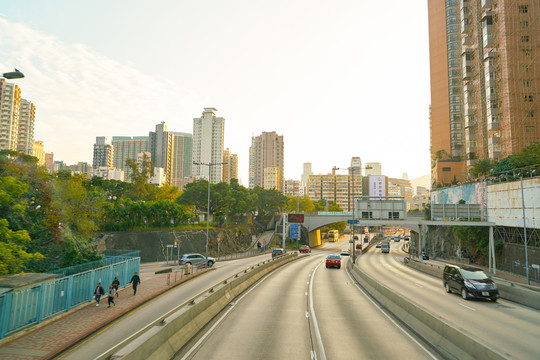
[0,264,212,360]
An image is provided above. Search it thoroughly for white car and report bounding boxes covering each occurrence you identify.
[340,248,350,256]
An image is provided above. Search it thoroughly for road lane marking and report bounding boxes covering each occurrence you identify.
[345,265,438,360]
[309,262,326,360]
[415,283,424,288]
[459,303,476,311]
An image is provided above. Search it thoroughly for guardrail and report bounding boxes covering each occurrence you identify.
[97,252,297,360]
[0,257,140,339]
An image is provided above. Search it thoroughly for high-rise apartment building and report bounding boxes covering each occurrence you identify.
[112,136,149,180]
[192,108,225,184]
[16,99,35,155]
[308,173,362,211]
[249,131,285,191]
[149,122,174,185]
[284,179,302,197]
[350,157,362,175]
[301,162,313,187]
[364,162,382,176]
[93,136,113,169]
[45,152,54,174]
[428,0,540,185]
[222,148,238,184]
[0,79,21,151]
[33,140,45,166]
[171,132,193,190]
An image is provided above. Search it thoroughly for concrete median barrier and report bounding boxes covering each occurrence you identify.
[106,253,298,360]
[347,260,510,360]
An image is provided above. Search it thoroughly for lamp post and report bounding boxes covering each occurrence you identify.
[351,165,372,264]
[2,69,24,80]
[193,161,227,262]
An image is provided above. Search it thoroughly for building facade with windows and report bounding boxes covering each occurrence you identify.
[112,136,149,181]
[308,173,362,211]
[192,108,225,184]
[364,162,382,176]
[171,132,193,189]
[428,0,540,185]
[93,136,113,169]
[249,131,285,191]
[16,99,35,155]
[0,80,21,152]
[222,148,238,184]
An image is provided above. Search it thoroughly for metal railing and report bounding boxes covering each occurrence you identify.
[0,257,140,339]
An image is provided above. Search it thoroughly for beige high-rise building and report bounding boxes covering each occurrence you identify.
[263,167,280,190]
[428,0,540,185]
[93,136,114,169]
[45,152,54,174]
[249,131,285,191]
[150,122,174,185]
[307,173,362,211]
[0,79,21,151]
[222,148,238,184]
[33,140,45,165]
[17,99,35,155]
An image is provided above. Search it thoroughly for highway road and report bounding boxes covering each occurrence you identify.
[58,254,275,360]
[176,238,438,360]
[357,237,540,360]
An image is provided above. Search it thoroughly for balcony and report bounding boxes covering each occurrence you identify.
[487,121,499,130]
[481,0,492,10]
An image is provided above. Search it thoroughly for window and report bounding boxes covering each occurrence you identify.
[521,35,530,42]
[526,126,535,133]
[523,49,531,57]
[519,5,528,13]
[442,167,451,172]
[388,212,400,220]
[522,65,530,72]
[520,21,529,28]
[526,110,534,117]
[361,212,373,219]
[524,80,532,87]
[524,95,533,102]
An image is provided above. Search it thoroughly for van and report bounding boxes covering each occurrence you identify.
[380,241,390,253]
[443,264,499,302]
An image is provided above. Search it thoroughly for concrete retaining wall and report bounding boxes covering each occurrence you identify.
[348,261,510,360]
[404,258,540,310]
[108,253,298,360]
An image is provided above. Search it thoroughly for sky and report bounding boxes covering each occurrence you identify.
[0,0,432,186]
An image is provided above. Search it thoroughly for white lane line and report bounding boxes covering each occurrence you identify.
[346,267,438,360]
[309,262,326,360]
[459,303,476,311]
[415,283,424,288]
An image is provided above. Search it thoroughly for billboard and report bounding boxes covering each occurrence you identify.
[369,175,386,198]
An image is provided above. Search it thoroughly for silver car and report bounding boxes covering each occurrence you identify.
[178,253,215,267]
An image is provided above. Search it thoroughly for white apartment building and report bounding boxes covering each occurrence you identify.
[192,108,225,184]
[0,80,21,151]
[17,99,35,155]
[92,167,124,181]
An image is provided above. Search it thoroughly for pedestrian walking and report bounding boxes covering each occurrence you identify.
[130,271,141,295]
[107,284,117,307]
[112,277,120,298]
[94,282,105,306]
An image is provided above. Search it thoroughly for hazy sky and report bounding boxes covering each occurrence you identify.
[0,0,431,185]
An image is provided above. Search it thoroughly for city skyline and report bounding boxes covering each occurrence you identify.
[0,1,432,184]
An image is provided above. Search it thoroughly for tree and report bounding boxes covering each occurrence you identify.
[469,159,496,178]
[0,218,44,275]
[125,153,154,199]
[251,187,288,218]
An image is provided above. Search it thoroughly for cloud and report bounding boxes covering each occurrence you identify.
[0,18,200,164]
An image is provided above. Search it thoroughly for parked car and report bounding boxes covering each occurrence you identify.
[178,253,215,267]
[299,245,311,253]
[340,248,350,256]
[326,254,341,268]
[443,264,499,302]
[422,252,429,260]
[272,248,285,258]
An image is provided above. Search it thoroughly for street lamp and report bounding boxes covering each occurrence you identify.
[351,165,372,264]
[2,68,24,80]
[193,161,227,263]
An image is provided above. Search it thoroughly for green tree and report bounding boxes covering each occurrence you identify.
[0,218,44,275]
[251,186,288,218]
[469,158,496,178]
[125,153,154,199]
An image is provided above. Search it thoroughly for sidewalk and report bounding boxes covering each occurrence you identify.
[0,263,212,360]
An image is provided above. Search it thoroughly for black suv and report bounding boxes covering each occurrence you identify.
[443,264,499,302]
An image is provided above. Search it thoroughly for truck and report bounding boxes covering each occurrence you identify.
[327,230,339,242]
